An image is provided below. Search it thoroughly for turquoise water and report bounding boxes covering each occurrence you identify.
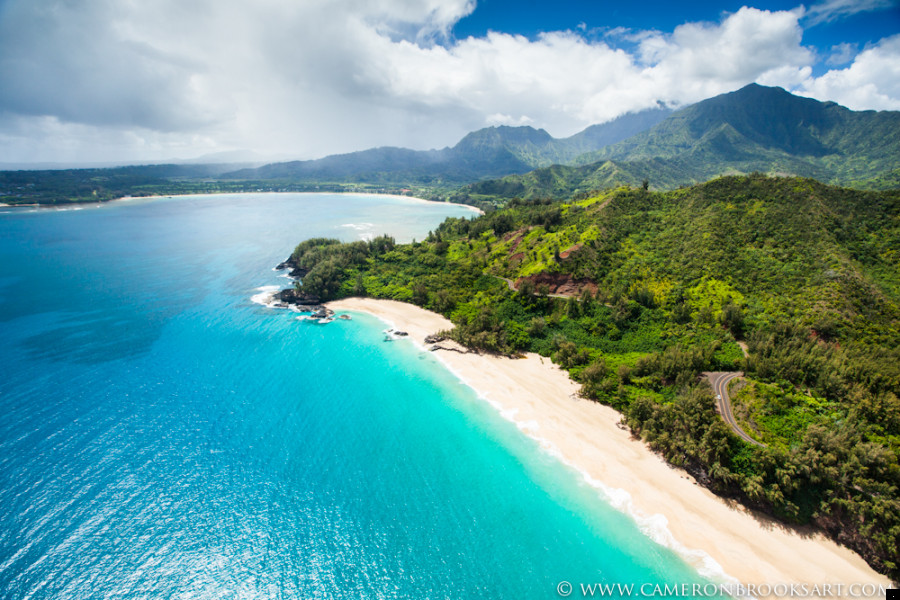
[1,194,716,598]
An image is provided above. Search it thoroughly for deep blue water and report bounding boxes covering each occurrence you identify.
[1,194,716,599]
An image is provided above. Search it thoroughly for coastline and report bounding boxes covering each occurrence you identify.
[2,191,483,215]
[326,297,891,594]
[333,192,484,215]
[122,191,485,215]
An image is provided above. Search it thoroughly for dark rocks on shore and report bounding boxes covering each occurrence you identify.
[424,334,446,344]
[271,287,325,312]
[275,257,309,279]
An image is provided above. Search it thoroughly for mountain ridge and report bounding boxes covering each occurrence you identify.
[224,108,672,184]
[461,84,900,201]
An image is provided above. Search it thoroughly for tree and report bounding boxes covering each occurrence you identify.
[300,259,344,299]
[517,279,536,299]
[720,303,745,338]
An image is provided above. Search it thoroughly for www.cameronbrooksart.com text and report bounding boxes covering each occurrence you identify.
[555,581,893,598]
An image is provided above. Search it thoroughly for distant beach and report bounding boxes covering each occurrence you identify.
[340,192,485,215]
[0,191,481,214]
[115,191,485,215]
[327,297,891,595]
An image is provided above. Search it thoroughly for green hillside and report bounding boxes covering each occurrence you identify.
[462,84,900,202]
[285,175,900,578]
[224,110,671,185]
[0,164,260,205]
[1,110,671,205]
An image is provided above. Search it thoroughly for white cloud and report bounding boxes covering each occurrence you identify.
[637,7,813,104]
[826,42,859,65]
[0,1,897,164]
[804,0,895,26]
[486,113,535,127]
[794,34,900,110]
[0,114,219,165]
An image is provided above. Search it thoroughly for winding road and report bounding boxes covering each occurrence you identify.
[705,371,765,446]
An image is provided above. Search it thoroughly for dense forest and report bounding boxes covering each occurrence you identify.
[284,175,900,579]
[457,84,900,204]
[0,167,433,205]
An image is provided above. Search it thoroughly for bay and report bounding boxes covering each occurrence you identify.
[0,193,717,599]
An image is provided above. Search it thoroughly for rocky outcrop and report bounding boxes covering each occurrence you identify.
[274,257,309,278]
[516,272,597,297]
[272,287,323,311]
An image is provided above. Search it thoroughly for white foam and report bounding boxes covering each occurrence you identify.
[250,285,281,308]
[326,309,743,589]
[575,469,740,586]
[340,222,375,231]
[340,222,377,241]
[383,327,413,341]
[425,348,742,590]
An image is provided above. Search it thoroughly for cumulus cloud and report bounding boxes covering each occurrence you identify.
[636,7,812,105]
[795,34,900,110]
[0,0,897,164]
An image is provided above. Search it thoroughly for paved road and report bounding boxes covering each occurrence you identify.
[705,371,765,446]
[497,275,516,291]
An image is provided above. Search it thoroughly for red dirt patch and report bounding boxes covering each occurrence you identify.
[558,244,582,260]
[503,227,534,254]
[516,271,598,297]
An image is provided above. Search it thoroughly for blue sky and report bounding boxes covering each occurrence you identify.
[452,0,899,74]
[0,0,898,164]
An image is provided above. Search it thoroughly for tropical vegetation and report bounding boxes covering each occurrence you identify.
[285,174,900,579]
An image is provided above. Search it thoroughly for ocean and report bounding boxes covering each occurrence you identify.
[0,193,720,599]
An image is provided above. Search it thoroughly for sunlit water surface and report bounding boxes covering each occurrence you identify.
[1,194,716,598]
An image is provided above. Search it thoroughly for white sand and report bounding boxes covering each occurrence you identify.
[335,192,484,214]
[327,297,891,595]
[120,192,484,215]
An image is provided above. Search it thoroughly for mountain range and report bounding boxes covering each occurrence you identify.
[462,84,900,199]
[224,108,672,184]
[4,84,899,206]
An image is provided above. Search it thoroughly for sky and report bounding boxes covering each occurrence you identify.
[0,0,897,165]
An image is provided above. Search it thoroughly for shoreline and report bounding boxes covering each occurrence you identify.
[4,191,484,215]
[160,191,484,215]
[326,297,891,595]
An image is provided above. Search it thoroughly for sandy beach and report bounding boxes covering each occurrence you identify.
[341,192,484,215]
[327,297,891,595]
[119,192,485,215]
